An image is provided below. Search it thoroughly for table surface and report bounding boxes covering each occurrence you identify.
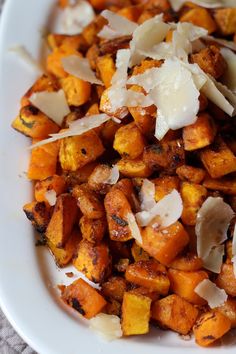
[0,1,36,352]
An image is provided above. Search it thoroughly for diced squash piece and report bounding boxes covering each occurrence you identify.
[117,5,143,22]
[128,286,159,301]
[132,59,162,76]
[79,216,106,243]
[152,294,199,335]
[167,252,203,271]
[63,162,98,188]
[203,176,236,195]
[47,33,88,52]
[152,176,180,202]
[12,105,60,138]
[117,157,152,178]
[101,119,121,146]
[111,178,139,212]
[214,8,236,35]
[122,292,151,335]
[101,276,127,302]
[176,165,206,184]
[82,15,107,46]
[96,54,116,88]
[73,239,110,283]
[114,122,146,159]
[88,164,112,194]
[61,278,107,319]
[190,45,227,79]
[125,260,170,295]
[59,130,105,171]
[131,241,150,262]
[47,227,81,267]
[193,311,231,347]
[60,75,91,106]
[23,201,51,233]
[46,194,78,247]
[143,139,185,172]
[180,182,207,226]
[34,175,66,204]
[104,299,121,316]
[180,8,217,34]
[47,45,81,78]
[200,137,236,178]
[217,298,236,328]
[73,184,104,219]
[168,269,209,305]
[28,139,59,180]
[142,222,190,265]
[100,87,129,119]
[183,113,216,151]
[216,263,236,297]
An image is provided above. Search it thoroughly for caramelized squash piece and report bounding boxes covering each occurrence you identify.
[216,263,236,297]
[180,7,217,34]
[217,298,236,328]
[117,157,152,178]
[101,276,127,302]
[73,184,105,219]
[214,8,236,35]
[152,176,180,202]
[79,216,106,243]
[34,175,66,204]
[23,201,51,233]
[176,165,206,184]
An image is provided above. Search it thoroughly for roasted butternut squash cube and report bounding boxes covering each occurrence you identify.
[73,239,111,283]
[168,269,209,305]
[104,299,121,316]
[117,157,152,178]
[128,286,159,302]
[214,8,236,35]
[96,54,116,88]
[73,184,104,219]
[131,241,150,262]
[28,139,59,180]
[100,87,129,119]
[167,252,203,272]
[101,119,121,146]
[216,263,236,297]
[63,162,98,188]
[143,139,185,172]
[142,222,189,265]
[47,33,88,52]
[190,45,227,79]
[117,5,143,22]
[59,130,105,171]
[114,122,146,159]
[180,182,207,226]
[101,276,127,302]
[104,188,133,241]
[203,175,236,195]
[47,227,81,267]
[111,178,139,212]
[217,298,236,328]
[34,175,66,204]
[176,165,206,184]
[46,194,78,247]
[200,137,236,178]
[193,311,231,347]
[12,105,60,138]
[122,292,151,335]
[88,164,112,194]
[82,15,107,46]
[128,105,156,137]
[183,113,216,151]
[79,216,106,243]
[61,278,107,319]
[125,260,170,295]
[180,8,217,34]
[23,201,51,233]
[152,294,199,335]
[47,45,81,78]
[152,176,180,202]
[60,75,91,106]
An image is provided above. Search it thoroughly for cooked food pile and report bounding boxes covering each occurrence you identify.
[11,0,236,347]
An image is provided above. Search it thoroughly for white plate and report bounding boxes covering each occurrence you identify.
[0,1,235,353]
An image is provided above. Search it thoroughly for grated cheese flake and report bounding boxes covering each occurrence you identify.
[196,197,234,260]
[139,179,156,211]
[29,89,70,126]
[136,189,183,227]
[104,165,119,185]
[112,49,130,87]
[127,213,143,244]
[202,245,225,274]
[99,10,137,40]
[61,56,103,85]
[221,48,236,93]
[89,313,122,341]
[204,35,236,52]
[194,279,228,309]
[45,189,57,206]
[9,45,43,75]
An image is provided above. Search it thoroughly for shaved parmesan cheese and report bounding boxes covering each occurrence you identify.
[221,48,236,93]
[169,0,235,12]
[31,114,110,148]
[89,314,122,341]
[108,87,153,111]
[127,213,143,244]
[196,197,234,260]
[62,1,95,35]
[45,189,57,206]
[139,179,156,211]
[148,59,199,135]
[104,165,119,185]
[127,67,161,93]
[136,189,183,227]
[112,49,130,87]
[29,89,70,126]
[61,56,103,85]
[154,113,169,141]
[204,35,236,51]
[194,279,228,309]
[130,15,170,66]
[202,245,225,274]
[9,45,43,75]
[99,10,137,40]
